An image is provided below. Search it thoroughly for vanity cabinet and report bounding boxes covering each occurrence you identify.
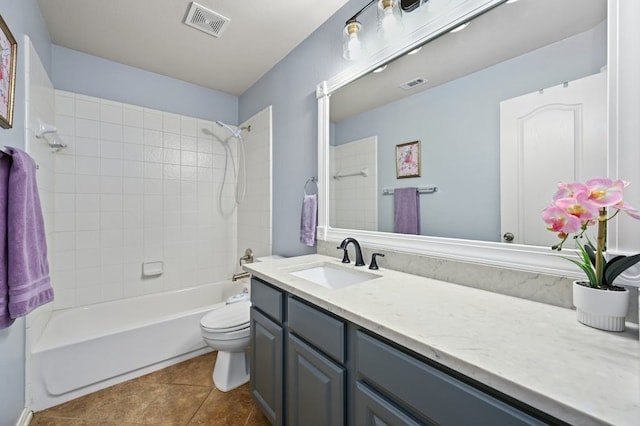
[354,331,547,426]
[250,279,285,426]
[250,277,553,426]
[287,298,346,426]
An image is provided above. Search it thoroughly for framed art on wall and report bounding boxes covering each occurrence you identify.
[396,140,421,178]
[0,14,17,129]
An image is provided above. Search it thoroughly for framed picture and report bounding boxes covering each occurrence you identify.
[0,14,17,129]
[396,140,421,178]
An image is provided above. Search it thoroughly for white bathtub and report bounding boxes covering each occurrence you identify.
[31,280,246,411]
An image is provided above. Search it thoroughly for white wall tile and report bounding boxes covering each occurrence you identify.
[123,107,143,127]
[124,126,143,144]
[76,118,100,138]
[75,137,101,157]
[50,91,270,309]
[76,99,100,121]
[100,102,123,125]
[143,110,163,131]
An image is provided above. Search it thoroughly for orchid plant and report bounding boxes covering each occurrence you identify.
[541,178,640,290]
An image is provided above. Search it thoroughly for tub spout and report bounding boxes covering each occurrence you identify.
[232,271,251,282]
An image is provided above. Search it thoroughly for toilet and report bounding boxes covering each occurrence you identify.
[200,255,284,391]
[200,298,251,392]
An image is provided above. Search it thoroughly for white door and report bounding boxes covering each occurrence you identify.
[500,71,607,247]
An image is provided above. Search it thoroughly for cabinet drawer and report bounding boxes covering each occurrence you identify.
[288,297,345,363]
[355,331,546,426]
[251,278,283,322]
[355,381,424,426]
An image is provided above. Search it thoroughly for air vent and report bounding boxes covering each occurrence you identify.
[184,2,230,38]
[399,77,428,90]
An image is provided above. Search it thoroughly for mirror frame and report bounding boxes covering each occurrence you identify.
[316,0,640,286]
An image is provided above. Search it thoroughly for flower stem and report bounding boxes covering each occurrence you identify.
[596,207,607,287]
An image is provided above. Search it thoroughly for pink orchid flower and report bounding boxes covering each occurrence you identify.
[553,182,588,201]
[554,191,599,221]
[541,205,582,234]
[585,177,625,207]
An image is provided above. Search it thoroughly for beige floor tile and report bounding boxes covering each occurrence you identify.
[32,352,262,426]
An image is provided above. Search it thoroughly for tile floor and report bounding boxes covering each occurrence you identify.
[31,352,271,426]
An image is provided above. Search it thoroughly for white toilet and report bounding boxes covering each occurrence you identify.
[200,255,284,391]
[200,298,251,392]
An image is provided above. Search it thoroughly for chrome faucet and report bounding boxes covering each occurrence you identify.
[337,237,365,266]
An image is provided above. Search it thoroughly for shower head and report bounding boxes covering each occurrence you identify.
[215,120,251,138]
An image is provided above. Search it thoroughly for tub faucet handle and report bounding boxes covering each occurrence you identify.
[239,248,254,266]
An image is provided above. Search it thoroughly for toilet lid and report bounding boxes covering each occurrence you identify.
[201,301,251,331]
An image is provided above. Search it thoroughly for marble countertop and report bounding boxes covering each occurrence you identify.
[244,254,640,426]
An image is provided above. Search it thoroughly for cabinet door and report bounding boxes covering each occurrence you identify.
[251,307,283,426]
[287,334,345,426]
[355,381,425,426]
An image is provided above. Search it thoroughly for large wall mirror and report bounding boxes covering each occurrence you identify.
[317,0,640,284]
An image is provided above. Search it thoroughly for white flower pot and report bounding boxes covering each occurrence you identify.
[572,281,629,332]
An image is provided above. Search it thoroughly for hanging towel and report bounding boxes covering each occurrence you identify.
[4,147,53,324]
[0,153,12,328]
[300,193,318,247]
[394,187,420,235]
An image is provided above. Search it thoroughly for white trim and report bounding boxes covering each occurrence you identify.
[317,1,640,288]
[16,408,32,426]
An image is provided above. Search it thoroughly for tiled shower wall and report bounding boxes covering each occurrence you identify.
[237,106,272,264]
[330,136,378,231]
[51,91,259,309]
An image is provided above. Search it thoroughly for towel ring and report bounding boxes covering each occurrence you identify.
[304,177,318,195]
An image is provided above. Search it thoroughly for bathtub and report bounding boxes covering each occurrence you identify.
[31,280,246,411]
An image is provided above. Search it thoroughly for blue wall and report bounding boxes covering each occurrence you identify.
[333,23,607,240]
[52,45,238,124]
[239,0,361,257]
[0,1,51,424]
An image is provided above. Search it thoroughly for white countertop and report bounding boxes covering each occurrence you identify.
[244,254,640,426]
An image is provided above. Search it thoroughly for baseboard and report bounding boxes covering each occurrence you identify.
[16,408,33,426]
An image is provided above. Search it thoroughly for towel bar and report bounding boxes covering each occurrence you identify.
[382,185,438,195]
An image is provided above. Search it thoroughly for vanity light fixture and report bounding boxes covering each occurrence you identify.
[343,0,405,60]
[407,46,422,55]
[373,64,388,73]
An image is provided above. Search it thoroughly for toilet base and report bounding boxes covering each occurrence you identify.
[213,350,249,392]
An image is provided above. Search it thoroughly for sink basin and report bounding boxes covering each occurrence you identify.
[289,263,379,289]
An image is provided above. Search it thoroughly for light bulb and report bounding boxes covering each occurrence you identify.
[343,21,363,60]
[377,0,403,41]
[347,34,362,60]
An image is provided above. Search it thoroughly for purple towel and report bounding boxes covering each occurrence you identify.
[300,194,317,247]
[0,153,12,328]
[3,147,53,325]
[394,187,420,235]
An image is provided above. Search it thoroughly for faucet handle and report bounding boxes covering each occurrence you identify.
[369,253,385,270]
[337,245,350,263]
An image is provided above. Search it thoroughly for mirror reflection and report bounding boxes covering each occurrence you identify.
[329,0,607,246]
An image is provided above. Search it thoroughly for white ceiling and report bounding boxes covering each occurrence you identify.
[37,0,351,96]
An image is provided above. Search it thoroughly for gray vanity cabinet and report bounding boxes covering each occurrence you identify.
[250,279,285,426]
[354,331,548,426]
[287,298,346,426]
[250,277,555,426]
[287,334,345,425]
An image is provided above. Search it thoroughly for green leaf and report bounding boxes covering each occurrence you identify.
[603,253,640,286]
[563,256,597,286]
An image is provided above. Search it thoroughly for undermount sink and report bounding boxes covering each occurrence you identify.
[289,263,379,289]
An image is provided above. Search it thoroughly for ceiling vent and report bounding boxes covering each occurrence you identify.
[184,2,230,38]
[399,77,428,90]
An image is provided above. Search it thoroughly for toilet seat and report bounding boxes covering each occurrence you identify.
[200,301,250,333]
